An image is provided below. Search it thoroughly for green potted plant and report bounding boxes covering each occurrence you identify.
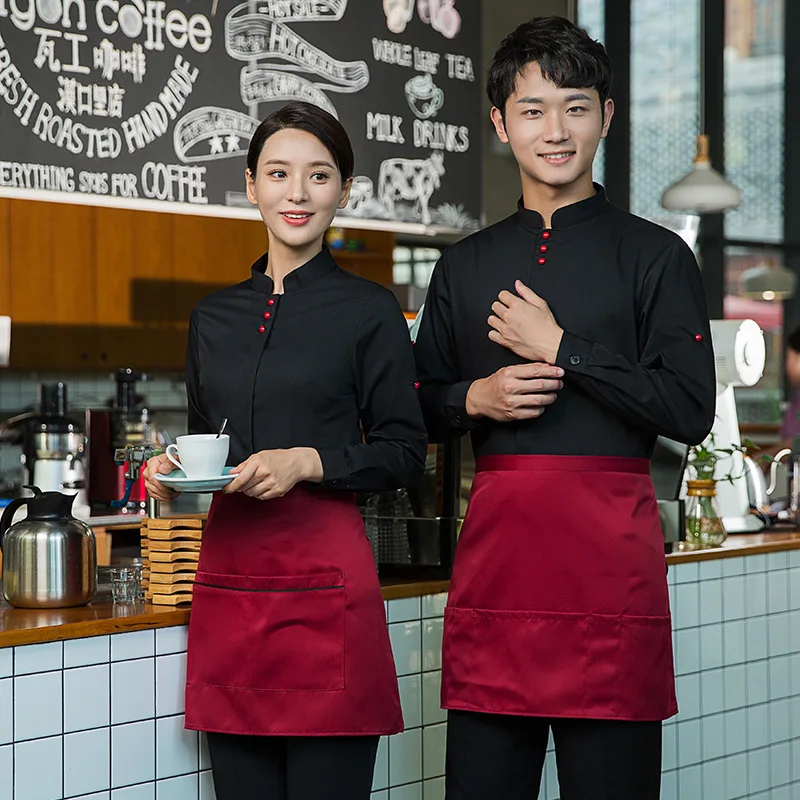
[684,435,756,549]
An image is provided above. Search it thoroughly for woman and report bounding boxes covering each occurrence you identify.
[143,101,427,800]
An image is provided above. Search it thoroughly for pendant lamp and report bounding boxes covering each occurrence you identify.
[660,0,741,214]
[661,134,741,213]
[739,263,797,301]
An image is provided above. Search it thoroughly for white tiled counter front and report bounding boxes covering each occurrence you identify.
[381,551,800,800]
[0,596,450,800]
[661,550,800,800]
[0,625,207,800]
[4,549,800,800]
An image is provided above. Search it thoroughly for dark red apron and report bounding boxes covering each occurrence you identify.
[442,455,676,721]
[184,488,402,736]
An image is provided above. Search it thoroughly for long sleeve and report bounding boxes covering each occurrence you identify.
[554,239,716,445]
[316,290,428,491]
[185,306,212,436]
[414,252,481,443]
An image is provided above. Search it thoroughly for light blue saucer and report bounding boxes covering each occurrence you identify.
[155,467,235,493]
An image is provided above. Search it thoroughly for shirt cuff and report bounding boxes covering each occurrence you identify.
[317,448,350,490]
[446,380,482,429]
[555,331,593,373]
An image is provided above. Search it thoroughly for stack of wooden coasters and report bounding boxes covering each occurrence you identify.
[141,517,204,606]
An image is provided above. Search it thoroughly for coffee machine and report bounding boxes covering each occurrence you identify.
[705,319,767,533]
[86,367,154,513]
[0,382,90,518]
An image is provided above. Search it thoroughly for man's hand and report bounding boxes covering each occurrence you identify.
[143,453,180,503]
[488,280,564,364]
[224,447,323,500]
[465,363,564,422]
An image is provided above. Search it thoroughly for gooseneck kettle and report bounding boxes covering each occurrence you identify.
[0,486,96,608]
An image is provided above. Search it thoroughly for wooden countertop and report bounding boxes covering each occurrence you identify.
[666,529,800,563]
[0,577,450,648]
[5,531,800,649]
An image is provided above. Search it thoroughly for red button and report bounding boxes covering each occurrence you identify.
[539,244,548,253]
[414,381,420,389]
[542,230,552,239]
[258,325,266,333]
[695,334,703,342]
[538,257,546,265]
[268,298,275,306]
[263,312,271,319]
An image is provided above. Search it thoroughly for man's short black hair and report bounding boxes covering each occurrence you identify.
[487,16,613,119]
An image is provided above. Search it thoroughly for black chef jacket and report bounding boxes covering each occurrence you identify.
[414,186,717,457]
[186,246,427,491]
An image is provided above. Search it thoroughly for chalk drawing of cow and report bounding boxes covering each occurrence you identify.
[377,152,445,225]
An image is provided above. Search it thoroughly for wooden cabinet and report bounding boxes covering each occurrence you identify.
[0,198,11,316]
[0,199,395,371]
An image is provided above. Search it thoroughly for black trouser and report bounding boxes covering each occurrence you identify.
[445,710,662,800]
[206,732,379,800]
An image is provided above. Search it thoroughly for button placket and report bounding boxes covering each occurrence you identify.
[536,229,553,265]
[258,295,279,334]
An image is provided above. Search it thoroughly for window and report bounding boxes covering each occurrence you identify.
[630,0,701,223]
[725,247,785,423]
[393,246,441,289]
[577,0,605,187]
[722,1,786,423]
[724,0,785,243]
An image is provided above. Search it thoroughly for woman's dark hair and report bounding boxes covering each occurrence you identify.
[788,324,800,353]
[246,101,354,181]
[487,16,613,119]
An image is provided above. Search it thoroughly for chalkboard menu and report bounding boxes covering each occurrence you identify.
[0,0,482,231]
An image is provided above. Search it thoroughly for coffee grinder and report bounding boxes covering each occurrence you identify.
[0,382,89,517]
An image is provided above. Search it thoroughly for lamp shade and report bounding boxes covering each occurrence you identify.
[740,264,797,301]
[661,135,742,213]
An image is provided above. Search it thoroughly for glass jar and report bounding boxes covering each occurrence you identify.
[684,479,727,549]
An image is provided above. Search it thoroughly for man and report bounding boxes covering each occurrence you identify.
[413,16,717,799]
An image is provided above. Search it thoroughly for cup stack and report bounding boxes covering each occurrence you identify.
[141,517,204,605]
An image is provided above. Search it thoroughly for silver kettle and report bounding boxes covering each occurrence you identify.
[744,449,792,509]
[0,486,96,609]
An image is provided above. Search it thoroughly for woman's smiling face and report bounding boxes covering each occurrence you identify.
[246,128,351,251]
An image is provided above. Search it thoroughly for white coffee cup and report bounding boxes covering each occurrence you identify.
[166,434,230,479]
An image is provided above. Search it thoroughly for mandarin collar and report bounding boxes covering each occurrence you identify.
[516,183,610,233]
[250,246,338,294]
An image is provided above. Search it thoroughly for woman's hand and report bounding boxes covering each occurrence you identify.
[143,453,180,502]
[224,448,324,500]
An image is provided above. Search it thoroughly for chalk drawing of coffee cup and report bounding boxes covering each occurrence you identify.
[405,74,445,119]
[383,0,415,34]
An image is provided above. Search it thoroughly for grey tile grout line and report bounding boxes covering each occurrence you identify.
[62,642,66,800]
[108,643,113,798]
[11,645,14,800]
[11,710,194,745]
[195,688,201,784]
[764,610,773,795]
[153,654,157,791]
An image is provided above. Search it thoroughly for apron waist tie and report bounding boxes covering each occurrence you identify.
[476,455,651,475]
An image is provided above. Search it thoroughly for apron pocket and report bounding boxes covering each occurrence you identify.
[443,606,589,714]
[190,570,346,692]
